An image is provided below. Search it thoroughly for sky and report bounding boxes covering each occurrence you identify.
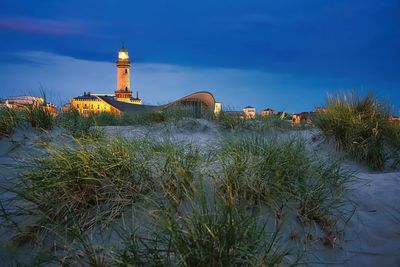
[0,0,399,113]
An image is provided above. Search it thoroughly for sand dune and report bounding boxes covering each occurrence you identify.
[0,122,399,266]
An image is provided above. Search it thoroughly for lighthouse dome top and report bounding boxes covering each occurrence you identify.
[118,45,129,61]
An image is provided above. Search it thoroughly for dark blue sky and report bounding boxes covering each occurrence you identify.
[0,0,399,112]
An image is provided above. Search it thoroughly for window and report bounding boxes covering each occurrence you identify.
[91,104,93,109]
[77,104,79,108]
[125,86,128,91]
[125,69,128,74]
[98,105,100,109]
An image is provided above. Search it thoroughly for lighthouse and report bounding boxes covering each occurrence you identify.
[114,46,141,104]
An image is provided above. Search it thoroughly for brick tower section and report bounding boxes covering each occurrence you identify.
[115,47,132,99]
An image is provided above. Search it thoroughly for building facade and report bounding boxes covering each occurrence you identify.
[70,92,120,115]
[242,106,256,119]
[261,108,275,117]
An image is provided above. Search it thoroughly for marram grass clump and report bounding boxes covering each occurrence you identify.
[0,104,53,137]
[387,121,400,168]
[213,135,352,225]
[215,111,292,132]
[2,137,155,233]
[314,93,398,170]
[214,111,246,130]
[152,140,203,204]
[55,109,99,138]
[0,106,21,137]
[118,180,289,267]
[22,104,53,130]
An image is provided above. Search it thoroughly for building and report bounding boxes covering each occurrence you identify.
[214,102,222,115]
[114,46,142,104]
[292,112,314,124]
[0,95,57,116]
[260,108,275,117]
[292,114,301,124]
[242,106,256,119]
[70,46,220,117]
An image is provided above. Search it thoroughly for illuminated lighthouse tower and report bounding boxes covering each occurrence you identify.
[115,46,141,104]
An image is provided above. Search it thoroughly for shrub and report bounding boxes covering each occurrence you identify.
[314,93,394,170]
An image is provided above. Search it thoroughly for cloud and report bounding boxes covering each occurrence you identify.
[0,16,90,36]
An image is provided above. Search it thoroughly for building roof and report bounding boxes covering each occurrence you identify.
[73,95,98,100]
[73,92,98,100]
[243,106,255,109]
[161,91,216,110]
[98,95,158,112]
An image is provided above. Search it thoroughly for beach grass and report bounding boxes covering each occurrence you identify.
[22,105,53,130]
[1,137,156,237]
[215,111,292,132]
[118,179,289,267]
[152,140,202,204]
[314,93,397,170]
[55,109,100,138]
[214,111,246,130]
[0,106,21,137]
[0,104,53,137]
[54,106,206,138]
[387,122,400,168]
[213,135,352,230]
[0,123,355,265]
[0,136,214,265]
